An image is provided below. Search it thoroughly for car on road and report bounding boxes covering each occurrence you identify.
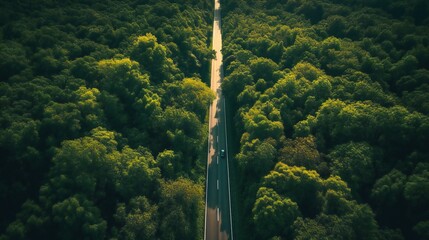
[220,149,225,158]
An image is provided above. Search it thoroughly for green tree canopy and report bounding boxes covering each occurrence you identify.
[252,187,301,239]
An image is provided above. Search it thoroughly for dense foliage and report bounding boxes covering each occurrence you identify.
[2,0,429,239]
[221,0,429,239]
[0,0,214,239]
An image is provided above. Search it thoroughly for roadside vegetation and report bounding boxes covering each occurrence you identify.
[0,0,214,239]
[221,0,429,239]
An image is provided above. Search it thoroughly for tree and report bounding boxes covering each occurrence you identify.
[0,42,29,80]
[129,33,181,82]
[390,55,418,80]
[347,202,379,240]
[236,138,277,182]
[51,195,107,240]
[242,101,284,141]
[252,187,301,239]
[159,179,204,240]
[75,86,104,130]
[114,196,158,240]
[164,78,214,120]
[249,57,279,83]
[158,107,204,162]
[97,58,149,103]
[282,35,319,68]
[292,62,325,82]
[69,56,99,85]
[156,150,182,179]
[98,91,128,129]
[42,102,82,142]
[263,162,324,217]
[293,215,354,240]
[278,136,321,171]
[413,221,429,240]
[222,65,254,100]
[3,200,48,240]
[41,127,116,203]
[297,0,324,24]
[326,16,347,38]
[329,142,377,197]
[32,49,64,76]
[114,146,161,200]
[371,169,407,228]
[404,163,429,234]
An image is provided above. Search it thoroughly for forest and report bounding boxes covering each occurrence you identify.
[0,0,214,239]
[1,0,429,239]
[221,0,429,239]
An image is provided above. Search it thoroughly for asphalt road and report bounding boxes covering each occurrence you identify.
[204,0,233,239]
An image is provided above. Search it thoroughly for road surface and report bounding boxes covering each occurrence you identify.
[204,0,233,239]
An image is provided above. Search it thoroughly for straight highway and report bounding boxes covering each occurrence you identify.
[204,0,233,239]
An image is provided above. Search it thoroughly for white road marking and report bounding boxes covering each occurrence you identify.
[204,104,211,240]
[217,180,219,190]
[224,97,234,240]
[205,1,234,239]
